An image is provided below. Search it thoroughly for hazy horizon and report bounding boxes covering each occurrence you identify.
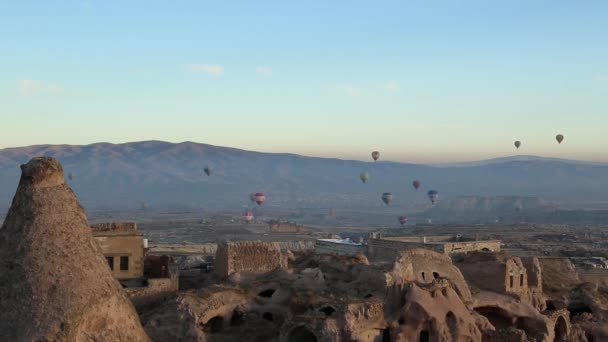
[2,1,608,163]
[2,139,608,165]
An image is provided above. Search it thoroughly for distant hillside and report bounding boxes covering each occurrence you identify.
[2,141,608,212]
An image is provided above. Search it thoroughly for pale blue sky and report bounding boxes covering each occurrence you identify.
[1,0,607,162]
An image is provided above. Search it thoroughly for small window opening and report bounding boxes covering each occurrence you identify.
[520,274,524,287]
[258,289,276,298]
[263,312,274,321]
[120,256,129,271]
[106,256,114,270]
[421,272,426,281]
[419,330,430,342]
[509,275,514,288]
[319,306,336,316]
[364,293,373,299]
[433,272,439,279]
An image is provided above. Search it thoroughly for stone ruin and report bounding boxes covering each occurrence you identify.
[214,240,287,278]
[0,157,149,341]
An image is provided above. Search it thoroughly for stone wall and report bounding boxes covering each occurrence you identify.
[440,240,501,254]
[367,238,443,262]
[521,257,542,290]
[125,272,179,308]
[455,253,529,298]
[367,237,500,262]
[91,222,138,233]
[393,249,473,304]
[314,240,366,256]
[214,240,287,278]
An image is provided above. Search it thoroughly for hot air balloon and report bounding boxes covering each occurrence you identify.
[141,201,149,210]
[398,216,408,227]
[556,134,564,144]
[68,173,73,181]
[204,166,212,176]
[427,190,439,204]
[412,180,421,190]
[360,172,369,183]
[243,211,254,224]
[381,193,393,206]
[371,151,380,161]
[254,192,266,206]
[514,141,521,149]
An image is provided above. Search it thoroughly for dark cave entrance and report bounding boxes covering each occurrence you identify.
[381,328,391,342]
[262,312,274,321]
[287,326,318,342]
[258,289,276,298]
[319,306,336,316]
[230,309,245,327]
[554,316,568,341]
[475,306,513,330]
[204,316,224,333]
[419,330,430,342]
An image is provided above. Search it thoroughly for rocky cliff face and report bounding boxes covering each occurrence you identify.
[0,157,149,341]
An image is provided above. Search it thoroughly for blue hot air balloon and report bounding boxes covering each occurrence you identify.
[427,190,439,204]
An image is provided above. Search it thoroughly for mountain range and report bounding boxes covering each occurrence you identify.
[1,141,607,213]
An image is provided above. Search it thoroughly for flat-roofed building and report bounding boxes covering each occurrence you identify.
[367,233,500,262]
[91,222,146,280]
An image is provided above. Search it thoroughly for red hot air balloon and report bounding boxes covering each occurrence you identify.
[412,180,421,190]
[254,192,266,206]
[399,216,408,227]
[243,211,254,224]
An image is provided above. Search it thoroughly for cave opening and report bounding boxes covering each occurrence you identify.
[262,312,274,321]
[258,289,276,298]
[432,272,439,279]
[319,306,336,316]
[419,330,430,342]
[382,328,391,342]
[287,326,318,342]
[204,316,224,333]
[554,316,568,341]
[230,310,245,327]
[446,311,458,340]
[475,306,513,330]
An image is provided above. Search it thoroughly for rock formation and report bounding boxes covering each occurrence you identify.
[0,157,149,341]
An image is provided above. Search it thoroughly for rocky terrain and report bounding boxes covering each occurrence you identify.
[0,157,148,341]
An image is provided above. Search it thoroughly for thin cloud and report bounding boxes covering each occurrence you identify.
[383,81,400,93]
[18,80,64,96]
[184,64,224,76]
[336,84,365,97]
[256,66,273,76]
[596,74,608,82]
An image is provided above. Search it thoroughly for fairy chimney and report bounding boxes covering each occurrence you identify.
[0,157,149,341]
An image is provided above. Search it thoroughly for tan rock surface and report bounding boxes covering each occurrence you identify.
[0,157,149,341]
